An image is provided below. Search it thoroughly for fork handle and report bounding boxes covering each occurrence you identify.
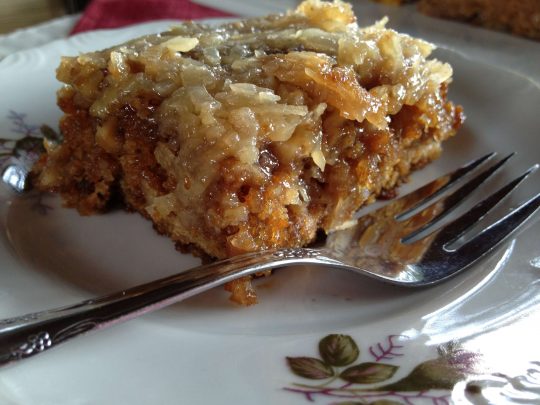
[0,248,329,367]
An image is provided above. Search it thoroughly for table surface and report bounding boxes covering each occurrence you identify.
[0,0,67,34]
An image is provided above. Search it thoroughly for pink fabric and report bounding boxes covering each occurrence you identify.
[71,0,234,34]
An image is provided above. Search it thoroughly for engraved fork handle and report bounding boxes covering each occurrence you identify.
[0,248,334,367]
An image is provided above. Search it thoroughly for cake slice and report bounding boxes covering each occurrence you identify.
[373,0,540,41]
[33,0,463,304]
[417,0,540,41]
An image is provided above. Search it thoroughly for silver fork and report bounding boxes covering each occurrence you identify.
[1,152,539,367]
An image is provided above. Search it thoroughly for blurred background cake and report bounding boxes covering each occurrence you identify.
[374,0,540,41]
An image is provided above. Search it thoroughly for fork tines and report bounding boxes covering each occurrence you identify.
[394,153,540,268]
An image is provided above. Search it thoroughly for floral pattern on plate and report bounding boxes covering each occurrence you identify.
[284,333,479,404]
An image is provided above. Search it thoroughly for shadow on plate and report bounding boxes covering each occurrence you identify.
[1,178,506,335]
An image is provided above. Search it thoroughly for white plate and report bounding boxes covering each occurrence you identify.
[1,13,540,405]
